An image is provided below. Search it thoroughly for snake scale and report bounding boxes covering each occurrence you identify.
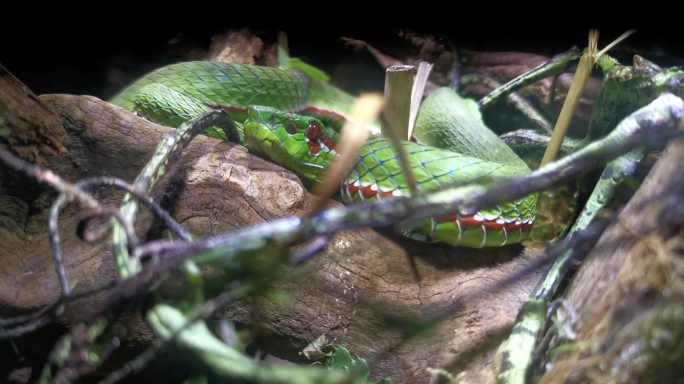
[110,61,537,248]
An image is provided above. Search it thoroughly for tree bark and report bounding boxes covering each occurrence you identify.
[538,132,684,384]
[0,94,545,383]
[0,64,67,165]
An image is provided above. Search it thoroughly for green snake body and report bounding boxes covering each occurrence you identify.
[244,106,535,247]
[110,61,536,248]
[110,61,375,135]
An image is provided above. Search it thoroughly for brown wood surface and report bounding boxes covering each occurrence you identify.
[0,63,67,165]
[537,128,684,384]
[0,94,545,383]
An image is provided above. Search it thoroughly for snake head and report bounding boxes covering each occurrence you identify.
[244,105,340,186]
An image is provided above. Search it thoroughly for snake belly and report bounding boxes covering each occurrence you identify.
[110,62,536,248]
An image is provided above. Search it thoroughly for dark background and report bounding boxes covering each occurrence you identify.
[1,25,682,100]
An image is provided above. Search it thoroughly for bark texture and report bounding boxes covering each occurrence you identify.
[537,133,684,384]
[0,63,68,165]
[0,94,545,383]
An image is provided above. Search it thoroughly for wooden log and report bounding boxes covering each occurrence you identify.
[0,94,545,383]
[538,123,684,384]
[0,63,67,165]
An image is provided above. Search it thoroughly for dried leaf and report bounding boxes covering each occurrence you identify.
[302,334,331,360]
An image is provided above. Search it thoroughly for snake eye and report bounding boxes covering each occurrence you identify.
[285,121,299,135]
[305,122,322,141]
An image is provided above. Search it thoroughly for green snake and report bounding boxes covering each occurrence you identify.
[110,61,537,248]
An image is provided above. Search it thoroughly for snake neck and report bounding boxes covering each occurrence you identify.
[302,76,382,136]
[244,105,340,186]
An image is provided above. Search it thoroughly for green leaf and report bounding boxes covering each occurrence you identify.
[323,345,393,383]
[548,341,593,357]
[303,337,393,383]
[597,54,619,72]
[622,175,642,191]
[426,368,458,383]
[287,58,331,83]
[277,45,291,69]
[0,116,10,136]
[182,373,208,384]
[325,345,359,373]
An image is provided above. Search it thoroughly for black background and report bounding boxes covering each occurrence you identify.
[1,23,681,99]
